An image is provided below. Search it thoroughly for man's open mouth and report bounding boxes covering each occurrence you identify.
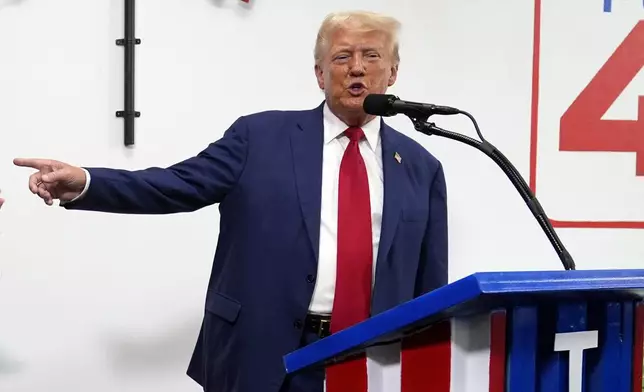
[348,82,366,95]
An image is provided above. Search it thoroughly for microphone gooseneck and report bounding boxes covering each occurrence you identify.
[363,94,576,271]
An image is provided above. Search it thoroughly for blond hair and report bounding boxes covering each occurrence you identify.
[314,10,401,66]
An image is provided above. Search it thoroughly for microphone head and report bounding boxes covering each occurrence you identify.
[363,94,398,116]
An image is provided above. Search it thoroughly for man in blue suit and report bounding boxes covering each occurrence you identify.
[14,10,447,392]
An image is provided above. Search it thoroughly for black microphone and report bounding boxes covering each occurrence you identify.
[363,94,461,119]
[363,94,576,271]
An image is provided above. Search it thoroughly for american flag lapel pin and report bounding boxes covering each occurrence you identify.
[394,152,402,164]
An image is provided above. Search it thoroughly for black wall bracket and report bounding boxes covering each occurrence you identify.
[115,0,141,146]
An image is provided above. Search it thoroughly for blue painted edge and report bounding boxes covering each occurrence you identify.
[283,269,644,374]
[474,269,644,294]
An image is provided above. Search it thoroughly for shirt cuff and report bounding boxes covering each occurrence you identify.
[60,168,91,205]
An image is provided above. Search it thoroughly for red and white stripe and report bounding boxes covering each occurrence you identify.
[323,311,507,392]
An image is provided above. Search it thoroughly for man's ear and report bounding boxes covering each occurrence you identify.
[314,64,325,90]
[388,64,398,87]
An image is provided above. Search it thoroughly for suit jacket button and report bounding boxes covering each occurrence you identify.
[306,274,315,283]
[293,319,303,329]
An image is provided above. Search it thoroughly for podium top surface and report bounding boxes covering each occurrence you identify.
[283,269,644,374]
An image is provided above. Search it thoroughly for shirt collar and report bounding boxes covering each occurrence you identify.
[323,102,380,150]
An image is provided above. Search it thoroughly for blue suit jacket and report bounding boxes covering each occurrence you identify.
[64,102,448,392]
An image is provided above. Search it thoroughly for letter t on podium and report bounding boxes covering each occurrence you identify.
[554,330,599,392]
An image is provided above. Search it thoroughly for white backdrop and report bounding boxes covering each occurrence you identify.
[0,0,642,391]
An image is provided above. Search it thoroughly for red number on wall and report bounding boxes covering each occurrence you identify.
[559,20,644,175]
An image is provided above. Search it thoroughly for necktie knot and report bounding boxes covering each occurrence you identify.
[344,127,365,143]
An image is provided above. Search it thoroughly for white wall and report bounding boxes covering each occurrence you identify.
[0,0,642,391]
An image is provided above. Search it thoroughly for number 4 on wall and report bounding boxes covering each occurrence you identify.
[559,20,644,176]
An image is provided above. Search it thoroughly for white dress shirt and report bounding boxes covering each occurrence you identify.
[307,103,384,315]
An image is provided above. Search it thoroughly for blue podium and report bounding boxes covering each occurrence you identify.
[283,270,644,392]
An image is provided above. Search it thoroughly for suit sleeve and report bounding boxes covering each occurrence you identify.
[414,161,448,296]
[63,117,249,214]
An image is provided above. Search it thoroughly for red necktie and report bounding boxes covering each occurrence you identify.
[326,127,372,392]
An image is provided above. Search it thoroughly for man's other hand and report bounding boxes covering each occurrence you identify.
[13,158,87,205]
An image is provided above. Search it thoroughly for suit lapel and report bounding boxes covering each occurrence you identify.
[291,104,325,262]
[376,122,405,268]
[290,108,405,269]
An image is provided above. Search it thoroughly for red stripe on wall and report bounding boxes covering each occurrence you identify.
[529,0,541,193]
[401,320,451,392]
[631,303,644,392]
[489,310,507,392]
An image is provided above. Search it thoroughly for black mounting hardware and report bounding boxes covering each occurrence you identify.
[115,0,141,146]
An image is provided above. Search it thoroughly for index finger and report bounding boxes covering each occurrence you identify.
[13,158,53,170]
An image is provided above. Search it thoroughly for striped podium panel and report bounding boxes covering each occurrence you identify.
[284,270,644,392]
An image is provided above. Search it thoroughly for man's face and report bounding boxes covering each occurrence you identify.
[315,27,398,124]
